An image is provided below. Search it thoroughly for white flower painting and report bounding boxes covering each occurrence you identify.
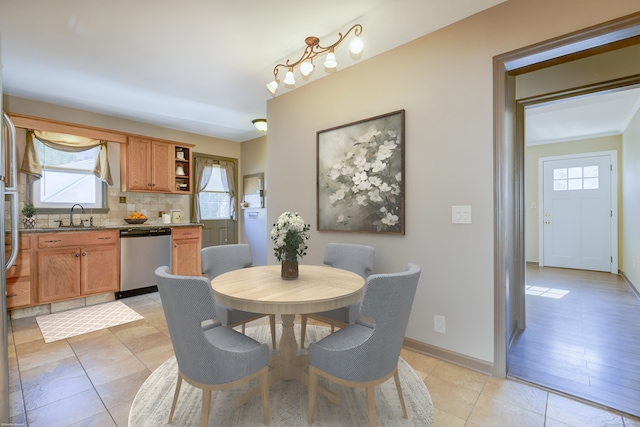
[317,110,405,234]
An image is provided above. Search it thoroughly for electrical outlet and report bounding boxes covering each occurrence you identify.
[434,315,446,334]
[119,196,126,203]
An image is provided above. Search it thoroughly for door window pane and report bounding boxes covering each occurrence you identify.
[553,165,599,192]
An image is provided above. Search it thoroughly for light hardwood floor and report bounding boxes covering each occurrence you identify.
[7,292,640,426]
[509,265,640,418]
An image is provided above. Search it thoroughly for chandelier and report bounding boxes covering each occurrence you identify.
[266,24,363,95]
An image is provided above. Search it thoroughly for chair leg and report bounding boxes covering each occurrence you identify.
[241,322,246,335]
[201,389,212,427]
[259,368,270,425]
[300,315,307,348]
[269,314,277,349]
[365,386,377,427]
[168,373,183,424]
[308,366,318,424]
[393,367,408,419]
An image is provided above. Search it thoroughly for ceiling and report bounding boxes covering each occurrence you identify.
[0,0,505,142]
[1,1,637,144]
[526,86,640,146]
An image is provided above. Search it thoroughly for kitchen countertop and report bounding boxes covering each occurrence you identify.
[19,223,203,233]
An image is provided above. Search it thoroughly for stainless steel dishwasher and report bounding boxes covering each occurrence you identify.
[117,227,171,299]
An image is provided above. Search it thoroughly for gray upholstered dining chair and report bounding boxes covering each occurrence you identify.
[201,244,277,349]
[154,266,270,427]
[307,263,421,427]
[299,243,375,348]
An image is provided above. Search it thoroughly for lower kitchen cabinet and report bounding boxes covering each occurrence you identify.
[171,227,202,276]
[36,230,119,304]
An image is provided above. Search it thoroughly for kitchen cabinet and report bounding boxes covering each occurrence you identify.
[121,136,194,194]
[36,230,119,303]
[174,145,192,193]
[5,234,33,309]
[171,227,201,276]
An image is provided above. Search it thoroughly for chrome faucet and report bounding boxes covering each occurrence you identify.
[70,204,85,227]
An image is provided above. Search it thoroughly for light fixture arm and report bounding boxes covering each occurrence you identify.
[271,24,362,84]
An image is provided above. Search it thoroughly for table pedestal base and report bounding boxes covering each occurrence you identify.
[236,314,340,407]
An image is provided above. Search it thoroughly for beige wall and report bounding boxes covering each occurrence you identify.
[239,136,267,247]
[265,0,640,363]
[622,108,640,289]
[524,136,623,263]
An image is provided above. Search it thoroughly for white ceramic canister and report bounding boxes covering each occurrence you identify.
[171,210,182,224]
[162,213,171,224]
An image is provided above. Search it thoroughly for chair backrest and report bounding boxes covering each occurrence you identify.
[323,243,375,279]
[357,263,421,379]
[155,265,241,384]
[201,244,253,280]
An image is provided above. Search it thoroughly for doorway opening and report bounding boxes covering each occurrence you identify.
[493,12,640,417]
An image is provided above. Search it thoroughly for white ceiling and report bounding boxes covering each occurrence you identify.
[526,86,640,146]
[0,0,505,142]
[1,1,637,144]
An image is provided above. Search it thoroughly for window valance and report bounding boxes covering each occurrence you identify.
[21,130,113,185]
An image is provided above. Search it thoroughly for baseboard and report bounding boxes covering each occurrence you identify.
[403,336,494,376]
[621,270,640,299]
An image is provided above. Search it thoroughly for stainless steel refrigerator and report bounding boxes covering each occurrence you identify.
[1,35,20,422]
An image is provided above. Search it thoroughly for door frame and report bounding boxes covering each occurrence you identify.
[538,150,618,273]
[492,12,640,378]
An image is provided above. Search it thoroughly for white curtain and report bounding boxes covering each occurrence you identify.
[220,160,237,220]
[192,157,215,223]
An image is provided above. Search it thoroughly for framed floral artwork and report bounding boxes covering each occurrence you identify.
[317,109,405,234]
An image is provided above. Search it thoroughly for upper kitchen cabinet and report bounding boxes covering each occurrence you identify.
[174,145,192,193]
[121,137,194,194]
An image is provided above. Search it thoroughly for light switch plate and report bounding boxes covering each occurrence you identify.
[452,205,472,224]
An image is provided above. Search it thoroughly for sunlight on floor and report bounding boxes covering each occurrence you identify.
[525,285,570,298]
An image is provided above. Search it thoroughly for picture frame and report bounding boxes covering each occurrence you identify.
[317,109,405,234]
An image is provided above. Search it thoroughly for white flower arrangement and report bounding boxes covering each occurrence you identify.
[271,212,310,262]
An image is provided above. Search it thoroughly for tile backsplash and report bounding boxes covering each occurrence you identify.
[16,185,191,229]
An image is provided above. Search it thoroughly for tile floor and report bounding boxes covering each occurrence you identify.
[8,292,640,426]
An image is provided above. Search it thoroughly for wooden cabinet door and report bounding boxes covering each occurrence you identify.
[126,137,152,191]
[37,247,81,303]
[171,227,202,276]
[150,140,173,192]
[81,244,120,295]
[172,238,201,276]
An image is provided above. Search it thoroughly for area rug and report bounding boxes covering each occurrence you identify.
[129,325,435,426]
[36,300,143,343]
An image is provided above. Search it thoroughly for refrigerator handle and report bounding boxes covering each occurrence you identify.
[2,113,17,191]
[2,113,19,270]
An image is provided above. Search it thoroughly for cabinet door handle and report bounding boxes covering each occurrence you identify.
[44,239,61,243]
[82,252,87,256]
[6,293,17,298]
[98,237,112,240]
[75,253,80,257]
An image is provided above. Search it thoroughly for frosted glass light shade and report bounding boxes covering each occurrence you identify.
[300,60,314,76]
[349,36,364,54]
[324,52,337,69]
[283,70,296,85]
[252,119,267,132]
[266,80,279,94]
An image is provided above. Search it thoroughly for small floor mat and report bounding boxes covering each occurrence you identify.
[36,301,143,343]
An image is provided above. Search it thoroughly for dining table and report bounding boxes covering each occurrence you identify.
[210,264,364,405]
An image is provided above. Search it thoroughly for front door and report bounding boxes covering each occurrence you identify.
[540,152,615,272]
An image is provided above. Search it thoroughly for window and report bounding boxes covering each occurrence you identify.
[198,164,231,219]
[553,165,599,191]
[30,138,107,210]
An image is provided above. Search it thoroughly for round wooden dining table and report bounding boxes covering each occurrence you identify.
[211,264,364,405]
